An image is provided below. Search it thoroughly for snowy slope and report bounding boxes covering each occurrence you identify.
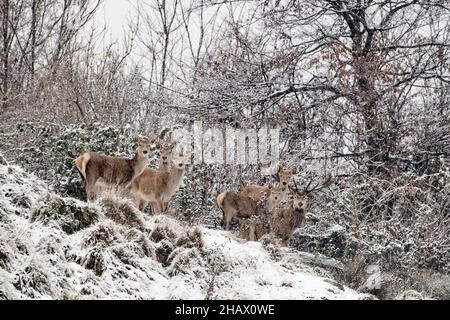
[0,164,363,300]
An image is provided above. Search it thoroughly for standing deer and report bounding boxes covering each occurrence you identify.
[150,141,176,211]
[74,137,153,201]
[238,187,285,241]
[130,150,190,213]
[240,167,294,202]
[272,174,333,245]
[217,186,285,231]
[158,142,175,171]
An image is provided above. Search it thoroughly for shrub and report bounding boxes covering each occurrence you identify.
[13,262,53,298]
[31,193,100,234]
[98,195,145,230]
[82,223,119,248]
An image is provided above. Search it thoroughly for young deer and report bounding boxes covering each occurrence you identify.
[158,142,175,171]
[74,137,153,201]
[217,186,284,231]
[272,174,332,245]
[140,142,176,212]
[238,187,285,241]
[240,167,294,202]
[130,151,189,213]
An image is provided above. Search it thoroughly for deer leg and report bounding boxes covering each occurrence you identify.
[139,200,149,212]
[223,209,236,231]
[131,192,139,207]
[151,201,163,214]
[85,182,96,202]
[85,170,98,202]
[249,222,257,241]
[156,201,164,213]
[149,202,156,214]
[158,201,166,213]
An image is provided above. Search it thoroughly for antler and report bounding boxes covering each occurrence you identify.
[289,176,300,193]
[304,173,333,194]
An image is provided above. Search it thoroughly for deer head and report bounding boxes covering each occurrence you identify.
[160,142,176,163]
[136,136,153,158]
[277,166,296,188]
[266,186,285,212]
[172,150,190,170]
[289,173,333,210]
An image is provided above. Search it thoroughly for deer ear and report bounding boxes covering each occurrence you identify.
[138,136,148,145]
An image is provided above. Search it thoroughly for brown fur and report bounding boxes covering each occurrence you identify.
[271,192,308,245]
[74,138,152,201]
[239,188,284,241]
[217,187,284,231]
[158,142,175,171]
[74,153,90,180]
[131,153,189,213]
[278,168,295,188]
[239,212,272,241]
[240,185,270,201]
[153,142,176,212]
[239,167,293,202]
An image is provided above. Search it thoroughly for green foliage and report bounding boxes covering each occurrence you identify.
[31,193,100,234]
[16,123,138,198]
[310,170,450,274]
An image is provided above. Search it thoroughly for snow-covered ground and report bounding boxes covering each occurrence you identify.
[0,164,364,299]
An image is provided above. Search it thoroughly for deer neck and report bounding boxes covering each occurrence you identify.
[159,160,170,171]
[290,205,305,226]
[130,151,148,178]
[167,165,185,192]
[266,199,278,214]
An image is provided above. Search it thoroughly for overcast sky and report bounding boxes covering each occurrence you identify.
[94,0,134,42]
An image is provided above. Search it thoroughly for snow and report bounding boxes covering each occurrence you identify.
[0,163,364,300]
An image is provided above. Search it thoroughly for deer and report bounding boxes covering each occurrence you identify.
[217,186,285,231]
[271,174,333,245]
[240,167,295,202]
[74,137,153,201]
[130,150,190,214]
[238,188,285,241]
[134,141,176,211]
[158,142,175,171]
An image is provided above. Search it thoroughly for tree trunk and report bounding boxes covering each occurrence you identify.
[1,0,9,112]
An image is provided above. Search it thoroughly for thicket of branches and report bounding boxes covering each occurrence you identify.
[1,0,449,297]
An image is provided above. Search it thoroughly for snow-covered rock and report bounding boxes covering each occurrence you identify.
[0,164,364,299]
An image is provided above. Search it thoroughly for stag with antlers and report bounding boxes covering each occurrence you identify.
[271,174,333,245]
